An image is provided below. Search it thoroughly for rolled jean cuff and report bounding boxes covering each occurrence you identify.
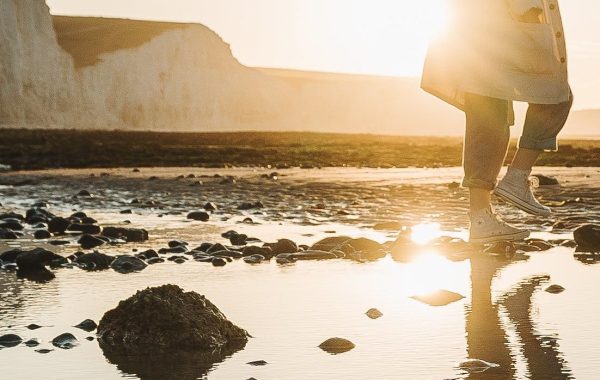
[462,177,496,191]
[518,135,558,152]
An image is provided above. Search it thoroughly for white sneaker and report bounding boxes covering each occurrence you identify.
[468,208,530,244]
[494,167,552,217]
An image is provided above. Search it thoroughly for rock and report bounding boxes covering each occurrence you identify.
[0,334,23,347]
[243,254,265,264]
[342,238,387,261]
[207,243,228,254]
[48,217,70,234]
[366,308,383,319]
[136,249,159,260]
[68,223,102,235]
[0,249,23,262]
[86,336,95,341]
[318,337,355,354]
[168,240,188,248]
[78,234,106,249]
[373,221,403,231]
[120,209,133,214]
[269,239,298,255]
[193,242,214,253]
[247,360,268,366]
[525,239,554,251]
[97,285,249,353]
[187,211,210,222]
[15,248,61,271]
[24,339,40,347]
[146,257,165,265]
[204,202,218,211]
[76,252,114,271]
[77,190,94,197]
[0,228,19,239]
[310,236,352,252]
[34,229,52,239]
[52,333,78,349]
[27,323,42,330]
[458,359,500,373]
[229,233,248,246]
[74,319,98,332]
[283,250,337,261]
[49,256,69,268]
[545,284,566,294]
[238,201,264,210]
[410,290,465,307]
[110,255,147,274]
[531,174,559,186]
[0,212,24,221]
[0,219,24,230]
[242,246,273,259]
[35,349,53,354]
[211,250,242,259]
[574,224,600,252]
[102,227,148,242]
[159,246,189,254]
[448,181,461,189]
[212,257,227,267]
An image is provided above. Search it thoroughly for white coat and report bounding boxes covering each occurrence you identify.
[421,0,570,114]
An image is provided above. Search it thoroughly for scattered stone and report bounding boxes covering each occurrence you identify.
[75,252,114,271]
[102,227,148,242]
[531,174,559,186]
[74,319,98,332]
[24,339,40,347]
[146,257,165,265]
[310,236,352,252]
[110,255,147,274]
[187,211,210,222]
[52,333,78,349]
[86,336,95,341]
[574,224,600,252]
[137,249,159,260]
[243,254,265,264]
[97,285,249,353]
[48,217,70,234]
[318,337,355,355]
[242,246,273,259]
[159,246,189,254]
[238,201,264,210]
[204,202,218,211]
[229,233,248,246]
[77,190,93,197]
[68,223,102,235]
[247,360,268,366]
[545,285,566,294]
[0,219,24,230]
[411,290,465,307]
[27,324,43,330]
[35,349,53,354]
[34,230,52,239]
[366,308,383,319]
[15,248,61,272]
[0,228,19,239]
[207,243,228,254]
[0,334,23,347]
[212,257,227,267]
[269,239,298,255]
[78,234,106,249]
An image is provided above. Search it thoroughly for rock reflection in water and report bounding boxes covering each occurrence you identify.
[465,255,573,379]
[101,342,247,380]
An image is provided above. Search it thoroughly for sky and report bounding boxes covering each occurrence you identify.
[47,0,600,109]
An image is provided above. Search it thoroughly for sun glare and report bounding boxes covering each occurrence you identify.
[411,222,442,245]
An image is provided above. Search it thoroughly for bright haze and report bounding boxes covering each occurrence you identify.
[46,0,600,136]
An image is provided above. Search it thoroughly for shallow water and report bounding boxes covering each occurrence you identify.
[1,167,600,379]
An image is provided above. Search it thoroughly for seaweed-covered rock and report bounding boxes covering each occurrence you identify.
[97,285,249,354]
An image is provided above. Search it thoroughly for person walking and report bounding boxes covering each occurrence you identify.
[421,0,573,244]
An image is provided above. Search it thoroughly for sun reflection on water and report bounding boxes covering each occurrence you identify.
[411,222,443,245]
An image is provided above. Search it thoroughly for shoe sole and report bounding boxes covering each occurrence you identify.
[494,186,551,217]
[469,230,530,245]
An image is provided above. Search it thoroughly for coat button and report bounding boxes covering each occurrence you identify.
[560,57,566,63]
[549,3,556,10]
[556,31,562,38]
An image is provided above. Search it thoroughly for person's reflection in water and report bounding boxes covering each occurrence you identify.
[465,254,572,379]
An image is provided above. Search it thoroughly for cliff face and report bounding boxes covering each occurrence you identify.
[0,0,465,134]
[0,0,87,128]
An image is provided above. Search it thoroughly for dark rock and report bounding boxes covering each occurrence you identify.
[78,234,106,249]
[86,336,95,341]
[207,243,228,254]
[204,202,218,211]
[120,209,133,214]
[574,224,600,252]
[168,240,188,248]
[49,240,70,246]
[76,252,115,271]
[243,254,265,264]
[71,212,88,219]
[77,190,93,197]
[247,360,268,366]
[35,349,53,354]
[269,239,298,255]
[237,201,264,210]
[531,174,560,186]
[0,212,24,221]
[242,246,273,259]
[0,219,24,230]
[159,246,188,254]
[97,285,248,353]
[310,236,352,252]
[318,338,355,354]
[1,249,23,262]
[34,229,52,239]
[211,250,242,259]
[193,242,214,253]
[27,324,42,330]
[110,255,147,274]
[137,249,159,260]
[49,256,69,268]
[16,248,61,271]
[545,285,566,294]
[187,211,210,222]
[146,257,165,265]
[0,334,23,347]
[102,227,148,243]
[212,257,227,267]
[242,217,255,224]
[229,233,248,246]
[24,339,40,347]
[52,333,78,349]
[74,319,98,332]
[48,217,70,233]
[0,228,19,239]
[68,223,102,235]
[221,230,238,239]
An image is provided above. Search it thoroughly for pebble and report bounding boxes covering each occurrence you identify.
[74,319,98,332]
[545,284,566,294]
[187,211,210,222]
[318,337,355,354]
[212,257,227,267]
[366,308,383,319]
[0,334,23,347]
[247,360,268,366]
[51,333,78,349]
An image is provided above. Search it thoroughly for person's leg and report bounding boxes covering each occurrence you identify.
[463,92,512,212]
[495,92,573,216]
[463,93,529,243]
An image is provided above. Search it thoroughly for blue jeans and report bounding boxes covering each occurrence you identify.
[462,91,573,190]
